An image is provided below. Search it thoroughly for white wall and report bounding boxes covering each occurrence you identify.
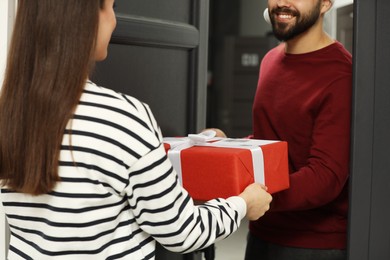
[333,0,354,9]
[0,0,16,86]
[0,1,17,258]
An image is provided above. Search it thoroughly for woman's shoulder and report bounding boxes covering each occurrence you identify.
[84,81,145,108]
[83,81,155,119]
[79,81,162,144]
[81,81,158,129]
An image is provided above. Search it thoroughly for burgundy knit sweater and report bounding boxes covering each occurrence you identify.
[250,42,352,249]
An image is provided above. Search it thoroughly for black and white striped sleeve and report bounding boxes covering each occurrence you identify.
[122,115,247,253]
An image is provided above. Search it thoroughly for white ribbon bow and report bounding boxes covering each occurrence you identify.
[164,130,218,184]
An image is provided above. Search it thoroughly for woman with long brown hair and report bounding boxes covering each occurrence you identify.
[0,0,271,259]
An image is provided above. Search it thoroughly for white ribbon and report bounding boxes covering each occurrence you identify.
[163,130,278,185]
[164,130,218,184]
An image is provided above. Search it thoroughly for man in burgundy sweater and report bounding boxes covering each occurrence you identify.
[244,0,352,259]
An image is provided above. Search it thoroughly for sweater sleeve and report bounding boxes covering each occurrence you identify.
[124,144,246,253]
[121,102,246,253]
[271,75,352,212]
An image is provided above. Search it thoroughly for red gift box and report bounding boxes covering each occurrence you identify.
[163,137,289,201]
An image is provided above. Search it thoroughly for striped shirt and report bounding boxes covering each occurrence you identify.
[1,81,246,260]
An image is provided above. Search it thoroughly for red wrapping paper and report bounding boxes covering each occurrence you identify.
[163,139,289,201]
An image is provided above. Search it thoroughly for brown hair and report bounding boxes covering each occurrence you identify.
[0,0,105,195]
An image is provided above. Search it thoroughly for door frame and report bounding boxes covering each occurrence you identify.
[348,0,390,259]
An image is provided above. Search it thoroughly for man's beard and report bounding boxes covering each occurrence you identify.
[270,1,322,42]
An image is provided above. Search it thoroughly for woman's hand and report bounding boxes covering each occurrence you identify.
[239,183,272,220]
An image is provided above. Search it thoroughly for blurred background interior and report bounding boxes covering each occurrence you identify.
[206,0,353,138]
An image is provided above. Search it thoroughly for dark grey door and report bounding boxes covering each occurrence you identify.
[348,0,390,259]
[93,0,209,137]
[92,1,209,259]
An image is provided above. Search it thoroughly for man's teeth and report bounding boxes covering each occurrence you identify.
[279,14,293,19]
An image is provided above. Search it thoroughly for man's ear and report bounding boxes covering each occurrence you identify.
[321,0,333,14]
